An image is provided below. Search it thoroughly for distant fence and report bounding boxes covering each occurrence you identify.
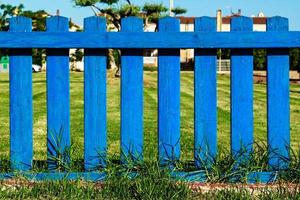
[217,59,231,72]
[0,15,299,182]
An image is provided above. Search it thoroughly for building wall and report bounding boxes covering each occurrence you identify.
[221,24,266,32]
[221,24,231,32]
[180,23,194,64]
[253,24,266,32]
[143,24,158,67]
[133,16,268,68]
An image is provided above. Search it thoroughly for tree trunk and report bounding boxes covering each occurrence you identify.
[108,49,117,69]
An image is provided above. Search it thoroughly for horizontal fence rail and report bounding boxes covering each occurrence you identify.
[0,32,300,49]
[0,15,299,183]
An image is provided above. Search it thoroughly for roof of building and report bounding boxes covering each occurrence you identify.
[177,16,195,24]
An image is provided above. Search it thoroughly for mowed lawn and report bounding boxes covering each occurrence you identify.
[0,71,299,162]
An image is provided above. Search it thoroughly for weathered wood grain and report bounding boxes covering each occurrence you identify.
[0,31,299,49]
[120,17,144,163]
[267,17,290,170]
[84,16,107,171]
[230,17,254,156]
[9,16,33,171]
[158,17,181,165]
[194,17,217,168]
[46,16,70,170]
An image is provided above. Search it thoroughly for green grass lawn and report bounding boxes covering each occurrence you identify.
[0,71,299,162]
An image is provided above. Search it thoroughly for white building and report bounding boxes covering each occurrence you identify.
[143,11,268,68]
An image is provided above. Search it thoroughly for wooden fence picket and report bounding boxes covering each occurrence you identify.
[84,16,107,171]
[194,17,217,168]
[230,17,254,157]
[158,17,181,165]
[46,16,71,170]
[267,17,290,169]
[9,16,33,171]
[120,17,144,163]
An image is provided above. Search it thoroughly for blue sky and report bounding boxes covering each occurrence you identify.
[4,0,300,30]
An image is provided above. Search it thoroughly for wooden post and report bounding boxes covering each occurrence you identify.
[158,17,181,165]
[194,17,217,168]
[230,16,254,157]
[46,16,70,170]
[267,17,290,169]
[84,16,107,170]
[120,17,144,163]
[9,16,33,171]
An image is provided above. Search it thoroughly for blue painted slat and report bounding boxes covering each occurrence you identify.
[194,17,217,168]
[1,31,300,49]
[230,17,254,157]
[158,17,181,165]
[171,171,277,184]
[84,17,107,171]
[46,16,70,170]
[9,16,33,171]
[267,17,290,169]
[120,17,144,163]
[0,172,106,182]
[0,171,277,184]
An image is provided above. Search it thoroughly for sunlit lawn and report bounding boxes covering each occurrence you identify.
[0,71,299,162]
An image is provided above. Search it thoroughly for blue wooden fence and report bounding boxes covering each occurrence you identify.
[0,15,299,182]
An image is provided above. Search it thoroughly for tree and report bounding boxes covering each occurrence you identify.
[142,3,168,27]
[0,3,24,31]
[74,0,186,76]
[171,7,187,16]
[0,4,50,65]
[290,48,300,79]
[254,49,266,70]
[253,49,300,72]
[0,4,25,58]
[0,4,81,67]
